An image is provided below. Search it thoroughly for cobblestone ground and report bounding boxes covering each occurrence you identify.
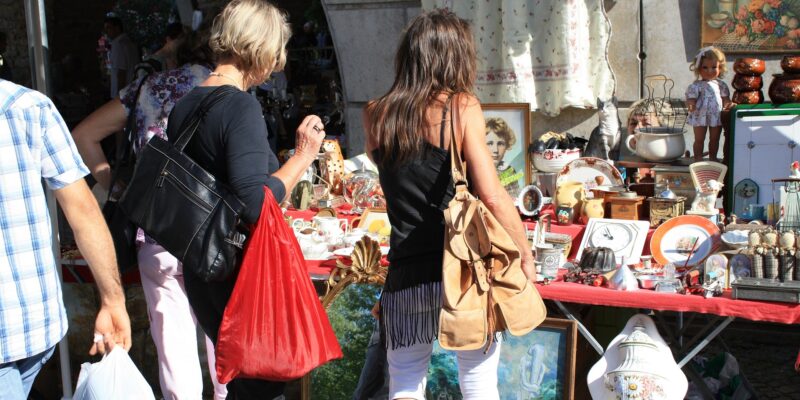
[694,321,800,399]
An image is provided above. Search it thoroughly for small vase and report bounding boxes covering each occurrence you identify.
[555,205,574,225]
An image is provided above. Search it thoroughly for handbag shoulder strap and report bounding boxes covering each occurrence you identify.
[449,94,468,190]
[174,85,239,151]
[107,76,148,202]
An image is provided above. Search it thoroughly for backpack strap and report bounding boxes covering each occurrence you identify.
[449,94,468,190]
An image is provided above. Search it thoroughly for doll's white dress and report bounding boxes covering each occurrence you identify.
[686,78,729,127]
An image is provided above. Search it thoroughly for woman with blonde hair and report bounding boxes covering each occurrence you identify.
[167,1,326,397]
[363,9,536,400]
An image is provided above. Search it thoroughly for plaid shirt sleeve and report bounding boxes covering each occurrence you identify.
[38,99,89,189]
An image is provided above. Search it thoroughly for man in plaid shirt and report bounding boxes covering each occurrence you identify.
[0,79,131,398]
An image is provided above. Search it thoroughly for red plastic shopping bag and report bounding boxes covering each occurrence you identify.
[215,187,342,383]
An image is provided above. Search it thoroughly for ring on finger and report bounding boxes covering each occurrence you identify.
[93,333,104,343]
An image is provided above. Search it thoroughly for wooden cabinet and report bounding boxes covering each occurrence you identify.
[609,195,645,220]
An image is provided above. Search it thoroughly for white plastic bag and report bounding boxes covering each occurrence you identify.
[73,347,155,400]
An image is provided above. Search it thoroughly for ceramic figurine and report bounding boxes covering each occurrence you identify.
[686,46,732,162]
[690,179,723,212]
[588,314,688,400]
[792,161,800,178]
[763,229,779,279]
[749,231,765,279]
[780,232,796,281]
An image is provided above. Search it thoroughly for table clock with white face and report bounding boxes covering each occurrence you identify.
[576,218,650,264]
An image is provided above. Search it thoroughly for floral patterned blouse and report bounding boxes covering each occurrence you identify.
[686,78,730,127]
[119,63,211,151]
[118,63,211,244]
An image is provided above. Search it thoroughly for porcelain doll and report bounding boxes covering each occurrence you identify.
[686,46,733,162]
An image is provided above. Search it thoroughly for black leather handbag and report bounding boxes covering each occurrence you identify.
[102,77,147,273]
[119,85,248,282]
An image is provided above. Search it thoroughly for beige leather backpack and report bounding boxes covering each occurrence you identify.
[438,98,546,351]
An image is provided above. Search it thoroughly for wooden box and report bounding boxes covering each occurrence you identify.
[648,196,686,227]
[652,166,696,205]
[609,195,645,220]
[732,277,800,304]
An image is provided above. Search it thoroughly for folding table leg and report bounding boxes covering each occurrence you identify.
[553,300,604,355]
[678,316,735,368]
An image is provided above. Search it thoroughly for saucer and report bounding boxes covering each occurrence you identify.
[304,252,334,261]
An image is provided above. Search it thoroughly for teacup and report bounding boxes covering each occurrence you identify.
[291,219,313,233]
[296,231,329,259]
[343,228,369,247]
[313,216,349,239]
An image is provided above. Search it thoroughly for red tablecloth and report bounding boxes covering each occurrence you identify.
[536,280,800,325]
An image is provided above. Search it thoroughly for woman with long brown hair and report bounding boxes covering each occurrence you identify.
[363,9,536,400]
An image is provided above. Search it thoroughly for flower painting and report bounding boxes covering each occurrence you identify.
[701,0,800,53]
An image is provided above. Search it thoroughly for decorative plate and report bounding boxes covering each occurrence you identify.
[557,157,624,191]
[304,252,335,261]
[332,246,389,257]
[650,215,721,267]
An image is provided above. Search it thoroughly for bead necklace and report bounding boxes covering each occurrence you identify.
[209,71,243,90]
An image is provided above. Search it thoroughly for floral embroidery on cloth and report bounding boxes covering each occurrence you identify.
[422,0,615,116]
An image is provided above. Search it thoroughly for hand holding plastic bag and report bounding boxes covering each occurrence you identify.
[73,347,155,400]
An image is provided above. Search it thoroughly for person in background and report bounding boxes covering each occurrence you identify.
[0,32,13,82]
[166,0,325,397]
[135,22,185,78]
[72,24,228,400]
[0,78,131,399]
[104,15,140,99]
[363,9,536,400]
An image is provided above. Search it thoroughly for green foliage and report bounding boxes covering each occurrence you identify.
[311,284,381,399]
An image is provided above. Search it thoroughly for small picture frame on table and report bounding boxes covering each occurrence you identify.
[483,103,531,197]
[353,208,390,234]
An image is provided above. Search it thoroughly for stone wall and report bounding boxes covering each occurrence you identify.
[323,0,789,158]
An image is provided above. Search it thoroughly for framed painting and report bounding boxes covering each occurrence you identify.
[428,318,578,400]
[700,0,800,53]
[310,283,383,400]
[483,103,531,197]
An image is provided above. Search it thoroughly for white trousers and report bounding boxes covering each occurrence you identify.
[386,340,501,400]
[138,243,227,400]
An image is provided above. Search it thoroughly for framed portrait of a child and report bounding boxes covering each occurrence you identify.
[482,103,531,197]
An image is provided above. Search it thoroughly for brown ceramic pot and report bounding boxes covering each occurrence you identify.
[781,56,800,74]
[732,74,763,91]
[733,58,766,76]
[732,90,764,105]
[769,74,800,104]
